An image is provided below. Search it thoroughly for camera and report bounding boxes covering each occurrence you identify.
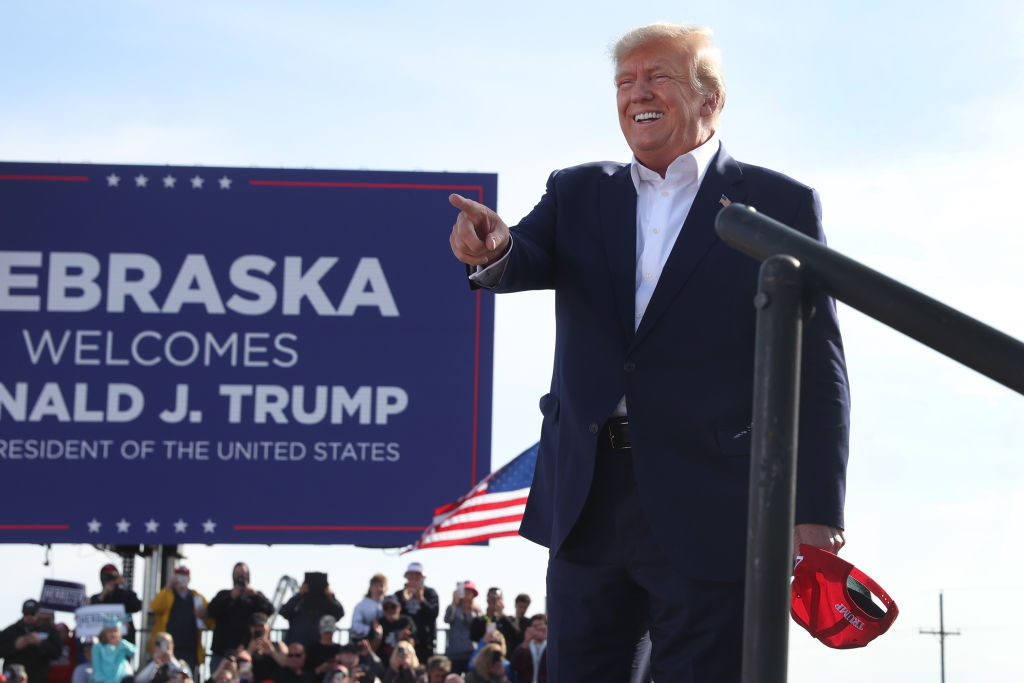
[304,572,328,596]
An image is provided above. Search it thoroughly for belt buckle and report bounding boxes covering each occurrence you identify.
[607,418,631,451]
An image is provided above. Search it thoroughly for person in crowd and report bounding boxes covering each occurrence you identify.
[464,646,507,683]
[468,590,518,658]
[305,616,341,677]
[467,632,508,679]
[147,567,212,674]
[0,599,61,683]
[235,649,254,683]
[323,662,347,683]
[208,652,239,683]
[511,596,530,648]
[393,564,438,665]
[422,656,451,683]
[206,563,275,673]
[69,639,94,683]
[447,20,851,682]
[509,616,546,683]
[442,584,479,675]
[280,574,344,649]
[271,643,316,683]
[91,618,136,683]
[335,642,383,683]
[89,564,143,644]
[350,576,386,642]
[134,632,192,683]
[3,664,27,683]
[381,642,417,683]
[242,612,285,682]
[375,598,414,663]
[44,620,74,683]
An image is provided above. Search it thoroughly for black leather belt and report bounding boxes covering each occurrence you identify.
[601,417,631,451]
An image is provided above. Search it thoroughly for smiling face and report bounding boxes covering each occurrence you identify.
[616,38,718,176]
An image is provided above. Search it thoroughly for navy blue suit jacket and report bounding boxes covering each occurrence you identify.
[489,146,850,582]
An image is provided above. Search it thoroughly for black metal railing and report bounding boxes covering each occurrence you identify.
[715,204,1024,683]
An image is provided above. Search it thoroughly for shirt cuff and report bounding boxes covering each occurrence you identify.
[467,237,513,288]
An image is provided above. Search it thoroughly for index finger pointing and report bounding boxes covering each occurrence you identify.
[449,192,485,217]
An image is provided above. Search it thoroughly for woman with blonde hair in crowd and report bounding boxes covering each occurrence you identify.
[383,641,418,683]
[464,645,508,683]
[467,631,509,679]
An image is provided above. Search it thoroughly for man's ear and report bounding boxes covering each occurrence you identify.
[700,92,720,117]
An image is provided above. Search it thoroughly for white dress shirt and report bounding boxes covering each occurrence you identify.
[469,135,721,418]
[630,133,720,330]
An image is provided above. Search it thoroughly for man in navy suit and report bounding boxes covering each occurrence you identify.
[449,23,850,682]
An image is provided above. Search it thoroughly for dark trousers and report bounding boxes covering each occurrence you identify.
[546,440,744,682]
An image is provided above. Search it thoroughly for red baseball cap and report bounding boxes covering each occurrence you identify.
[791,544,898,649]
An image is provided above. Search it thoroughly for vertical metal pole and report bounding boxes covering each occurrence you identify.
[742,255,805,683]
[939,592,946,683]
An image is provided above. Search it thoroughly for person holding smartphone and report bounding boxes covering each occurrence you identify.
[134,632,193,683]
[0,600,61,683]
[147,566,212,674]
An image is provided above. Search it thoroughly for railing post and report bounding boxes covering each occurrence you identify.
[742,254,805,683]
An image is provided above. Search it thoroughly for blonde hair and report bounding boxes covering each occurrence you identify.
[612,23,726,121]
[473,644,504,678]
[388,641,419,671]
[481,629,506,656]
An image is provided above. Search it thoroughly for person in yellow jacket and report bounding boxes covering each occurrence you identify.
[147,567,215,673]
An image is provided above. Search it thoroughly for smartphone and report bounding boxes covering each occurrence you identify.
[456,582,465,598]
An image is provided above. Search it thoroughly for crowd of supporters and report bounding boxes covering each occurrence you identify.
[1,561,547,683]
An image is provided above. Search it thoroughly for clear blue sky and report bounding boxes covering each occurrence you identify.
[2,2,1023,680]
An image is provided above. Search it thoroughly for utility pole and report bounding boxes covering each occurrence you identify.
[920,591,960,683]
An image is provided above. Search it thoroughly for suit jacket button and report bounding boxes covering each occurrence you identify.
[623,361,636,372]
[588,423,600,434]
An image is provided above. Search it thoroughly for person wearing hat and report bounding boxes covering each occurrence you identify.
[304,616,342,677]
[0,600,61,683]
[147,566,213,674]
[374,596,414,664]
[443,581,480,675]
[91,617,136,683]
[89,564,142,644]
[392,563,438,664]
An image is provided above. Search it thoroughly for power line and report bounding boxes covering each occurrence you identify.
[920,591,961,683]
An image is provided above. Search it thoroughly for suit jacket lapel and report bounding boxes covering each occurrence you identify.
[599,165,638,343]
[630,145,746,351]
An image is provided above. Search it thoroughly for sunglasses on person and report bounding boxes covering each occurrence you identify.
[287,653,304,658]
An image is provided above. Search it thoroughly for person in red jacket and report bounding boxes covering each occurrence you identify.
[509,615,547,683]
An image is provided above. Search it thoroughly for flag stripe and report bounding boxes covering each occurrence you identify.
[433,513,525,533]
[417,521,523,544]
[416,530,522,548]
[408,443,538,552]
[441,495,528,516]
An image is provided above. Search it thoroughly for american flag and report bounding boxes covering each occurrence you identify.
[407,443,538,551]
